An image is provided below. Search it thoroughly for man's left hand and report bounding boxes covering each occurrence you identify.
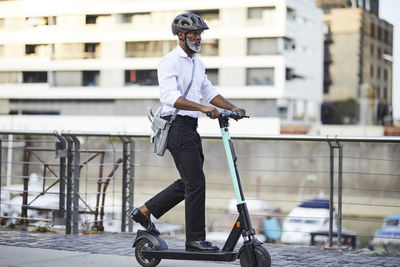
[232,107,246,117]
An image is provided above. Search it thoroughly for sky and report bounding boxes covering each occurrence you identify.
[379,0,399,120]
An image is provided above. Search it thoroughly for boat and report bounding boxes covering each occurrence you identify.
[370,214,400,253]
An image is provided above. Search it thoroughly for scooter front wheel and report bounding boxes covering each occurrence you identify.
[135,238,161,267]
[240,245,271,267]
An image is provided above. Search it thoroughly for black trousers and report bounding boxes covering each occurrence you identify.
[145,115,206,241]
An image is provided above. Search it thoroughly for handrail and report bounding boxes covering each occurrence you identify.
[1,130,399,143]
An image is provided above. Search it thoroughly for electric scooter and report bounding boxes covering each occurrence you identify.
[131,110,271,267]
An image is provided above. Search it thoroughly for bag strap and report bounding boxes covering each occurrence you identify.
[171,58,196,120]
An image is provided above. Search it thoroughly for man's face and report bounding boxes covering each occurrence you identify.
[185,29,203,53]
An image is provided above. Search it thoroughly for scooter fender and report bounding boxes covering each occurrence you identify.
[132,230,168,250]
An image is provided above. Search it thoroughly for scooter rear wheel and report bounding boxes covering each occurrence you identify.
[240,245,271,267]
[135,238,161,267]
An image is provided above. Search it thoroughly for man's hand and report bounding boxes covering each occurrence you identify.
[232,107,246,117]
[202,106,219,119]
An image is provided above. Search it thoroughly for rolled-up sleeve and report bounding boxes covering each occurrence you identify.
[158,58,181,107]
[201,74,219,103]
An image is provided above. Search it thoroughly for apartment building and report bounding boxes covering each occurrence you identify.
[316,0,393,125]
[0,0,323,132]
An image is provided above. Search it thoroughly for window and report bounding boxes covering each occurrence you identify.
[247,6,275,20]
[0,72,19,84]
[199,39,218,56]
[377,47,382,59]
[85,14,111,24]
[84,43,99,59]
[377,26,382,41]
[384,69,388,82]
[287,7,296,21]
[23,72,47,83]
[0,45,4,57]
[82,71,99,86]
[125,70,158,86]
[247,38,278,55]
[117,12,151,24]
[286,68,303,80]
[377,67,381,79]
[370,44,374,56]
[190,9,219,20]
[0,18,5,28]
[25,16,48,27]
[246,68,274,85]
[370,64,374,77]
[205,69,218,85]
[126,41,176,57]
[370,23,375,38]
[25,44,48,57]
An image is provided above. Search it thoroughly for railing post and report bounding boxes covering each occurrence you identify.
[327,140,334,247]
[64,135,74,234]
[337,141,343,247]
[71,136,81,235]
[128,137,135,232]
[0,138,2,217]
[55,133,66,221]
[21,139,31,225]
[120,137,128,232]
[327,136,344,249]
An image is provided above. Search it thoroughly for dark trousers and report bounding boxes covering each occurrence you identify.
[145,115,206,241]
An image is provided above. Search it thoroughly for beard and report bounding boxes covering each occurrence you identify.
[186,39,201,53]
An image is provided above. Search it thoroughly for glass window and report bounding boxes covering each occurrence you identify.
[25,44,49,57]
[246,68,274,85]
[247,6,275,20]
[190,9,219,21]
[126,41,176,57]
[0,18,5,28]
[247,38,278,55]
[370,64,374,77]
[82,71,99,86]
[85,14,111,25]
[0,72,20,84]
[199,39,218,56]
[23,71,47,83]
[205,69,218,85]
[84,43,99,59]
[25,17,48,27]
[117,12,150,24]
[125,70,158,86]
[370,23,375,38]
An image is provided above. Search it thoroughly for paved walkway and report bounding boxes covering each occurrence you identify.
[0,229,399,266]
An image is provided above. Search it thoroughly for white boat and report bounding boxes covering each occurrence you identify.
[281,198,336,245]
[371,214,400,252]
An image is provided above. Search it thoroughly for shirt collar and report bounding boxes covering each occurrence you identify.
[176,45,197,59]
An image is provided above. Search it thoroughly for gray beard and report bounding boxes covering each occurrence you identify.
[186,39,201,53]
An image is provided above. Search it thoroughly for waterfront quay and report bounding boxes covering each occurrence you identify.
[0,229,399,267]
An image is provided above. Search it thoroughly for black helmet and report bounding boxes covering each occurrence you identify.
[171,12,209,35]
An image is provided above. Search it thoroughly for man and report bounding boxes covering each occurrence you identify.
[131,12,246,251]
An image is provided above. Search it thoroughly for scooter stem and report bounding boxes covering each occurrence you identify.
[220,122,245,204]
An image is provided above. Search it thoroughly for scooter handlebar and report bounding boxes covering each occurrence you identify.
[206,110,249,120]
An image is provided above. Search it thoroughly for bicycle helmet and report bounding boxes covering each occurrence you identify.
[171,12,209,35]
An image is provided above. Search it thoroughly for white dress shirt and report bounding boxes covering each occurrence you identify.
[158,45,219,118]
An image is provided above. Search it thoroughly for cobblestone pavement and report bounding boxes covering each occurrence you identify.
[0,229,399,267]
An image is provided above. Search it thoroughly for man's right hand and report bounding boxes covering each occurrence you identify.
[202,106,219,119]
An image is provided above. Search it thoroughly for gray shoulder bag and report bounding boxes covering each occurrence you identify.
[147,60,196,156]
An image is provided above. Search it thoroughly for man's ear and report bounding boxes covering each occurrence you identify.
[177,32,184,41]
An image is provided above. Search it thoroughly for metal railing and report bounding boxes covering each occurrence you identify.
[1,129,399,250]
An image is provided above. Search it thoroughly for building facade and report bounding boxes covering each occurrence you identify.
[316,0,393,125]
[0,0,323,132]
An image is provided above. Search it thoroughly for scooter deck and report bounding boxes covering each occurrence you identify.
[143,249,237,261]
